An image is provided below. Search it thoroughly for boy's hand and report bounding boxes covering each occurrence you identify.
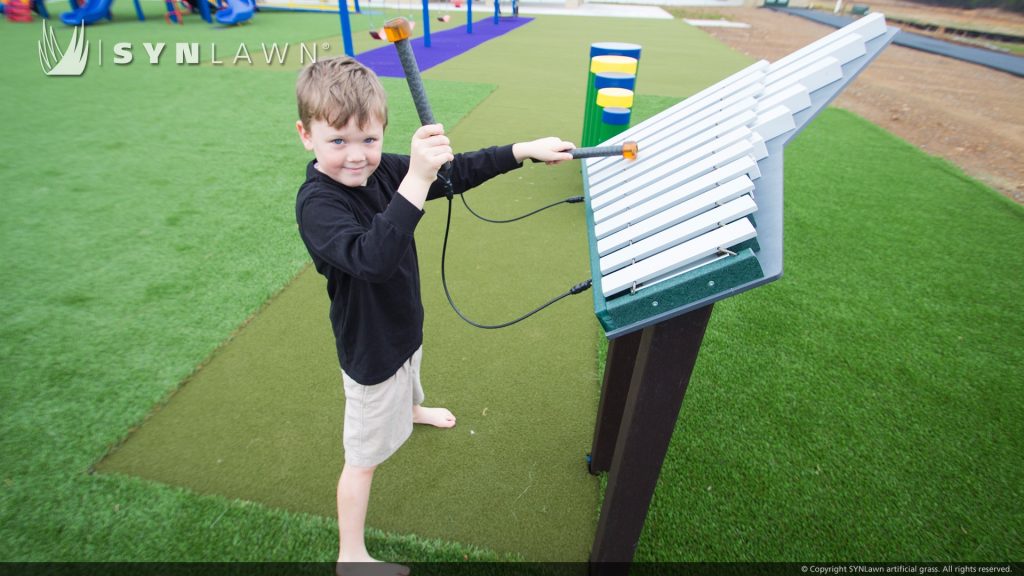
[513,137,575,165]
[408,124,454,184]
[400,124,454,210]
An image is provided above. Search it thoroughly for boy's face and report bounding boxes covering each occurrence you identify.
[297,116,384,188]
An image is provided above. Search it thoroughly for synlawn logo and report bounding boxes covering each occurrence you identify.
[36,20,326,78]
[38,21,89,76]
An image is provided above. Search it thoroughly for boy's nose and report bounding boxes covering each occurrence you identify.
[347,148,366,163]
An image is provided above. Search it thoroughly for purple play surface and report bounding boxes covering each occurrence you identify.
[356,17,534,77]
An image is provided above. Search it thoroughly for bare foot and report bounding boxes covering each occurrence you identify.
[412,405,456,428]
[336,558,410,576]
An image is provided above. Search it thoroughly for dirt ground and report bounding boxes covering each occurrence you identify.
[697,4,1024,203]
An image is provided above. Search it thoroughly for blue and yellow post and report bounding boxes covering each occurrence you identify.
[582,43,640,147]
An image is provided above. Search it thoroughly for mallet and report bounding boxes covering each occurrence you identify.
[569,141,639,161]
[382,17,454,196]
[383,17,440,127]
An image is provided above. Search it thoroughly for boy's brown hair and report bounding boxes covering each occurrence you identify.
[296,56,388,131]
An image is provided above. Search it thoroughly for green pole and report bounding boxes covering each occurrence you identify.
[595,106,632,144]
[582,43,641,147]
[583,55,638,147]
[593,87,634,145]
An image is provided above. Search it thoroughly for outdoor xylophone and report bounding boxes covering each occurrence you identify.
[583,12,898,339]
[585,14,899,565]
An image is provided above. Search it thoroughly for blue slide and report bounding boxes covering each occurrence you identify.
[61,0,114,25]
[215,0,253,25]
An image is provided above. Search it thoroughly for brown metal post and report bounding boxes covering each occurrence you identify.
[589,330,642,474]
[590,303,714,564]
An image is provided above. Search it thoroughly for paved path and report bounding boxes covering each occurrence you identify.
[773,7,1024,77]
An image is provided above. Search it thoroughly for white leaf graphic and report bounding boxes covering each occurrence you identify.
[38,21,89,77]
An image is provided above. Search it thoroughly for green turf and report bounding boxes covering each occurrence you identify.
[1,12,511,560]
[627,110,1024,561]
[2,7,1022,564]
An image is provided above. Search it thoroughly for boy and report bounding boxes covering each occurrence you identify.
[294,56,574,571]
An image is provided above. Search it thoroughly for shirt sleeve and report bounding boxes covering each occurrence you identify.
[297,186,423,283]
[426,144,522,201]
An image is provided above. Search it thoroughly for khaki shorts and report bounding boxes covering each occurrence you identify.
[341,346,424,468]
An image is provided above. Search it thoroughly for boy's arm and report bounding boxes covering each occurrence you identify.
[297,190,421,283]
[401,124,454,209]
[424,137,574,201]
[512,137,575,165]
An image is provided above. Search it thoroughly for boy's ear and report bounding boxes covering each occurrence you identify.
[296,120,314,151]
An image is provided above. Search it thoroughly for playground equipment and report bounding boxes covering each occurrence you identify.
[581,43,641,147]
[165,0,219,24]
[3,0,35,22]
[61,0,116,24]
[164,0,183,23]
[492,0,516,22]
[215,0,254,24]
[165,0,213,23]
[364,0,516,47]
[582,15,897,565]
[253,0,356,13]
[4,0,58,20]
[57,0,238,25]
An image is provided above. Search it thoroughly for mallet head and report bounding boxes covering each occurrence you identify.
[622,141,638,161]
[383,17,413,42]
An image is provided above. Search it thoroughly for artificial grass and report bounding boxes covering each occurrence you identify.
[1,13,507,559]
[627,109,1024,561]
[2,7,1022,566]
[96,260,599,560]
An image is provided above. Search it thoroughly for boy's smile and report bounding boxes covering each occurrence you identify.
[298,117,384,188]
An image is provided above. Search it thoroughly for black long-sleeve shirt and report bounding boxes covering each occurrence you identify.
[296,145,521,384]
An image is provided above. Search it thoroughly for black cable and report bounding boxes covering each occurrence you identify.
[440,195,592,329]
[460,193,584,224]
[387,19,591,328]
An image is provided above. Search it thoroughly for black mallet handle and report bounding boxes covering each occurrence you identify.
[385,19,436,125]
[569,141,639,161]
[383,18,453,194]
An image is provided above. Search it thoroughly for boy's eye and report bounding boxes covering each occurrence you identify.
[331,139,344,145]
[364,138,378,145]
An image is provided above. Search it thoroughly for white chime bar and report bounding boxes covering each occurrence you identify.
[592,126,760,212]
[601,218,757,298]
[594,155,761,240]
[600,193,758,276]
[589,103,758,196]
[596,175,756,258]
[593,139,755,225]
[767,12,886,73]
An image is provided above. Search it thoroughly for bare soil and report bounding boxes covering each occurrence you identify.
[842,0,1024,37]
[698,4,1024,203]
